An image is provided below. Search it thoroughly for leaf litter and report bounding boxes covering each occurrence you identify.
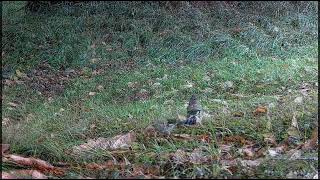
[72,132,136,155]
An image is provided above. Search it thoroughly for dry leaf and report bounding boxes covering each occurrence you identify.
[302,127,318,150]
[241,147,254,158]
[223,135,253,146]
[197,134,211,143]
[171,149,189,164]
[172,134,193,141]
[72,132,136,155]
[85,160,118,171]
[253,106,267,116]
[132,165,160,176]
[3,154,65,176]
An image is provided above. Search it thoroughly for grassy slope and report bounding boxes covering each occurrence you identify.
[2,1,318,178]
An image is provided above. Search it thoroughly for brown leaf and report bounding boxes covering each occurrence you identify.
[2,144,10,155]
[3,154,65,176]
[171,134,194,141]
[253,106,267,116]
[222,135,254,146]
[241,147,254,158]
[302,127,318,150]
[85,160,119,171]
[132,165,160,176]
[197,134,211,143]
[86,162,106,170]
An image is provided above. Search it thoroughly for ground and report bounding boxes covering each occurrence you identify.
[2,1,318,179]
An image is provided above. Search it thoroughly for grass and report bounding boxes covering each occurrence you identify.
[2,1,318,178]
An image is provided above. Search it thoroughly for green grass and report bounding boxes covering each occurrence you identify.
[2,1,318,178]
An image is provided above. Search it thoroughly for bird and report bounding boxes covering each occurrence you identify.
[184,95,202,125]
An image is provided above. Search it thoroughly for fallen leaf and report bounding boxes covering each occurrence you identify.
[85,160,119,171]
[132,165,160,176]
[253,106,267,116]
[171,149,189,164]
[223,135,254,146]
[197,134,211,143]
[3,154,65,176]
[172,134,193,141]
[86,162,106,170]
[72,132,136,155]
[302,127,318,150]
[241,147,254,158]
